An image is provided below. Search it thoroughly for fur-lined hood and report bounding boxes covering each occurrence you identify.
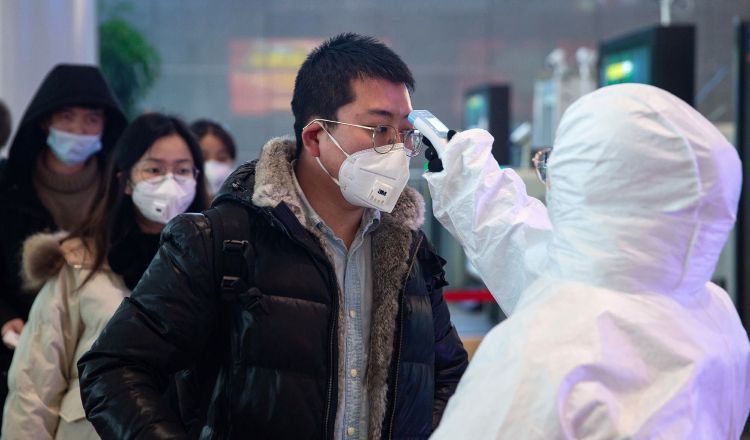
[21,233,96,291]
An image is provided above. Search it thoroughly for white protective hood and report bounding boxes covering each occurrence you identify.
[426,84,750,438]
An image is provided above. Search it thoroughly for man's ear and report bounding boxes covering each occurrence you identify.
[301,120,324,158]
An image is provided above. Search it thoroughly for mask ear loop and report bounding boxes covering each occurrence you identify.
[313,121,349,186]
[317,121,350,157]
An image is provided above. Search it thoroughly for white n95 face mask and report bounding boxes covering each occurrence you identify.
[132,175,196,224]
[204,160,234,194]
[47,128,102,166]
[316,128,410,213]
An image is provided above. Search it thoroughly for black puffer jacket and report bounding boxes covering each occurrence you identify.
[78,138,468,440]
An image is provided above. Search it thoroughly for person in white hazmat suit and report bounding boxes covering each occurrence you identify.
[425,83,750,438]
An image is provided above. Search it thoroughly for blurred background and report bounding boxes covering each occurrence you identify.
[2,0,750,343]
[3,0,747,159]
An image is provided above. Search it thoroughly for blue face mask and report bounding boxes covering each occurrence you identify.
[46,128,102,166]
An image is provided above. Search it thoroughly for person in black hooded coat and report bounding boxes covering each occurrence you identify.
[0,64,126,411]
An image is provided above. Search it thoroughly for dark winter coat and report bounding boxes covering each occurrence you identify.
[0,64,125,415]
[78,138,469,440]
[0,63,126,333]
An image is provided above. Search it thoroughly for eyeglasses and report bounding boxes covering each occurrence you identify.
[134,163,200,183]
[306,119,423,157]
[532,148,552,184]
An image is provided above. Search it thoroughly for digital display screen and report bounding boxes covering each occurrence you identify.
[599,45,652,86]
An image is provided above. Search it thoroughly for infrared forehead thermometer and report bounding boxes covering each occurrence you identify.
[408,110,450,158]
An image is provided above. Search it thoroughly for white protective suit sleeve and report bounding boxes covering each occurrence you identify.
[2,267,79,440]
[423,129,552,314]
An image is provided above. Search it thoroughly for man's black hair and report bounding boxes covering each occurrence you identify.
[291,33,415,158]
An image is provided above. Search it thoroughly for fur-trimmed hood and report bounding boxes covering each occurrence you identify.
[21,232,95,291]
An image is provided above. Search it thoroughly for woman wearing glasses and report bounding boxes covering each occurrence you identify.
[426,84,749,438]
[2,113,208,440]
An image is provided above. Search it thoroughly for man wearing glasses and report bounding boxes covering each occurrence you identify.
[78,33,468,440]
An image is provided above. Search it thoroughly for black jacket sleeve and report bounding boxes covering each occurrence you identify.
[420,235,469,429]
[78,213,219,440]
[0,242,22,325]
[0,226,32,327]
[0,188,56,328]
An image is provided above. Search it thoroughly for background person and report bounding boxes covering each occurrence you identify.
[190,119,237,195]
[0,64,126,413]
[1,113,208,440]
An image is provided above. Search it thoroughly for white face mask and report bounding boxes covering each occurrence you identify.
[131,174,197,224]
[204,160,234,194]
[316,127,410,213]
[46,128,102,166]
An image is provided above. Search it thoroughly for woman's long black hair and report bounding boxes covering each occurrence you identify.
[67,113,210,286]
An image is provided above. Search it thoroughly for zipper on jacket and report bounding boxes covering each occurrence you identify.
[277,232,338,439]
[250,202,339,438]
[323,273,339,439]
[222,172,339,437]
[275,210,339,439]
[387,234,423,440]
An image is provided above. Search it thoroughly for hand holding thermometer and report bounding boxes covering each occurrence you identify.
[408,110,451,158]
[408,110,457,172]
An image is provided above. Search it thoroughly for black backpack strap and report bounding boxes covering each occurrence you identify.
[204,202,262,310]
[181,203,259,435]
